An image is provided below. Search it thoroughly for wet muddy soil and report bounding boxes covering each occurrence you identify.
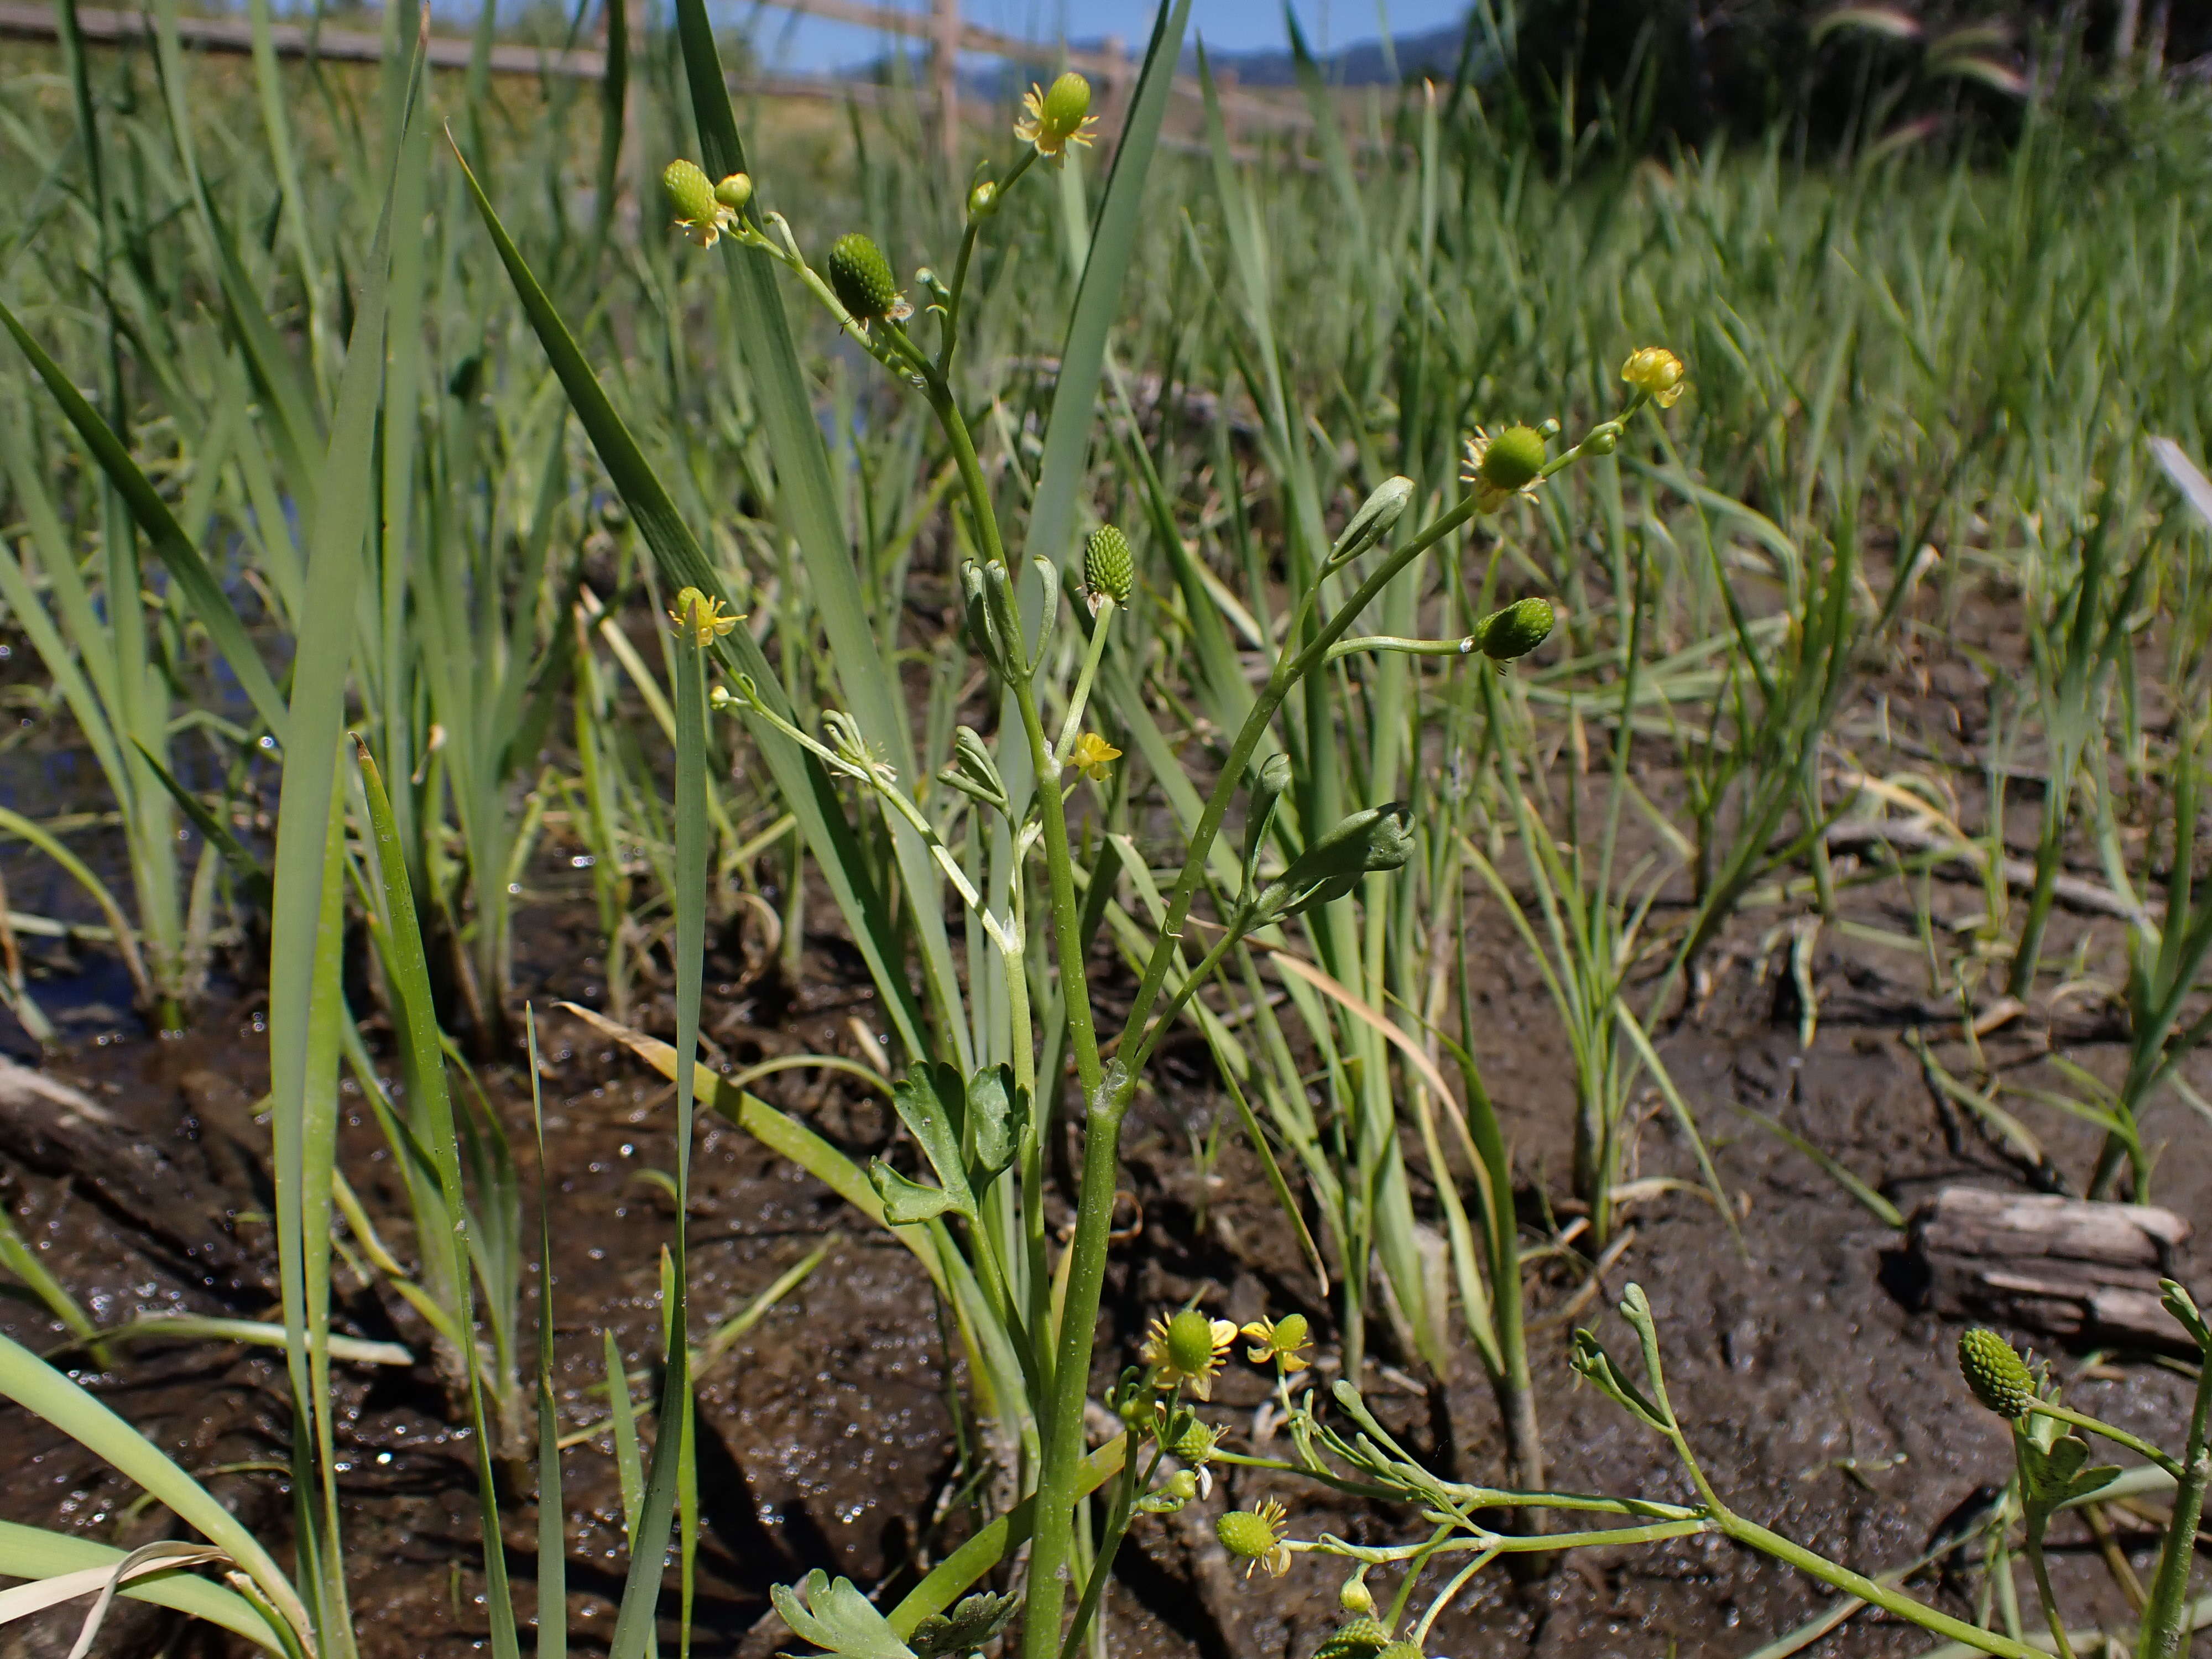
[3,603,2210,1658]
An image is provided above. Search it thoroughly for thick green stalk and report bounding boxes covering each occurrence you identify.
[2137,1359,2212,1659]
[924,382,1110,1659]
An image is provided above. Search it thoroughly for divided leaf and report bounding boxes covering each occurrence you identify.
[772,1570,916,1659]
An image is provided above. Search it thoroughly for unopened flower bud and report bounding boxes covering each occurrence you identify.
[1162,1469,1200,1501]
[1584,422,1621,457]
[968,179,1000,217]
[1084,524,1135,608]
[1621,346,1687,408]
[827,232,899,324]
[1958,1327,2035,1418]
[714,172,753,211]
[1337,1575,1374,1615]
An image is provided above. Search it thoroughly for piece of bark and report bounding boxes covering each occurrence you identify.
[0,1055,272,1297]
[1907,1185,2194,1352]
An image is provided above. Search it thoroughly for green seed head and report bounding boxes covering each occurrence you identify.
[1041,71,1093,137]
[1084,524,1135,607]
[1167,1417,1218,1462]
[1479,424,1548,492]
[1479,596,1556,662]
[1375,1644,1423,1659]
[1959,1327,2036,1417]
[713,171,753,211]
[1163,1308,1218,1376]
[827,232,899,322]
[662,159,718,226]
[1312,1618,1391,1659]
[1216,1509,1280,1561]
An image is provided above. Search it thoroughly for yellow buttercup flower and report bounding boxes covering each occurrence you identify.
[668,586,740,646]
[1070,731,1122,782]
[1141,1308,1238,1399]
[1241,1312,1312,1372]
[1621,346,1687,408]
[1016,71,1100,159]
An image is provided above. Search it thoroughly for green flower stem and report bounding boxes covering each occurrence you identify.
[1009,655,1113,1659]
[1715,1511,2049,1659]
[2137,1355,2212,1659]
[2024,1517,2078,1659]
[1302,1518,1709,1562]
[1119,910,1249,1076]
[938,147,1038,375]
[1051,598,1119,765]
[919,375,1109,1659]
[1324,633,1481,663]
[2026,1404,2185,1480]
[1112,490,1485,1070]
[1385,1525,1455,1632]
[1000,912,1053,1384]
[1413,1549,1500,1645]
[1057,1431,1152,1659]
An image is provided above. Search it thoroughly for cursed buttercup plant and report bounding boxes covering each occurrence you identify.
[623,62,1680,1659]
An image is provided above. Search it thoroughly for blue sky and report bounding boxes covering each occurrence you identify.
[739,0,1468,75]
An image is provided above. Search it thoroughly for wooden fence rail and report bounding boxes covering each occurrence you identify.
[0,0,1312,132]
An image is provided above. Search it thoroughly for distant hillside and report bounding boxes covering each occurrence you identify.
[1175,17,1482,86]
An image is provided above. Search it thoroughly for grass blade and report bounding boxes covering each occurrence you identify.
[0,299,288,740]
[450,140,928,1061]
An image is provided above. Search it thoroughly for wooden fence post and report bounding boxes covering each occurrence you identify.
[931,0,959,170]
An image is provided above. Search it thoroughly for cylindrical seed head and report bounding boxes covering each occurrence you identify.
[1479,596,1556,662]
[662,159,719,226]
[1477,424,1548,493]
[1039,71,1093,140]
[827,232,899,322]
[1084,524,1135,607]
[1311,1618,1391,1659]
[1958,1327,2035,1417]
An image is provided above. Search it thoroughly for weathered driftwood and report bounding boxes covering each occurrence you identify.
[1908,1185,2195,1352]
